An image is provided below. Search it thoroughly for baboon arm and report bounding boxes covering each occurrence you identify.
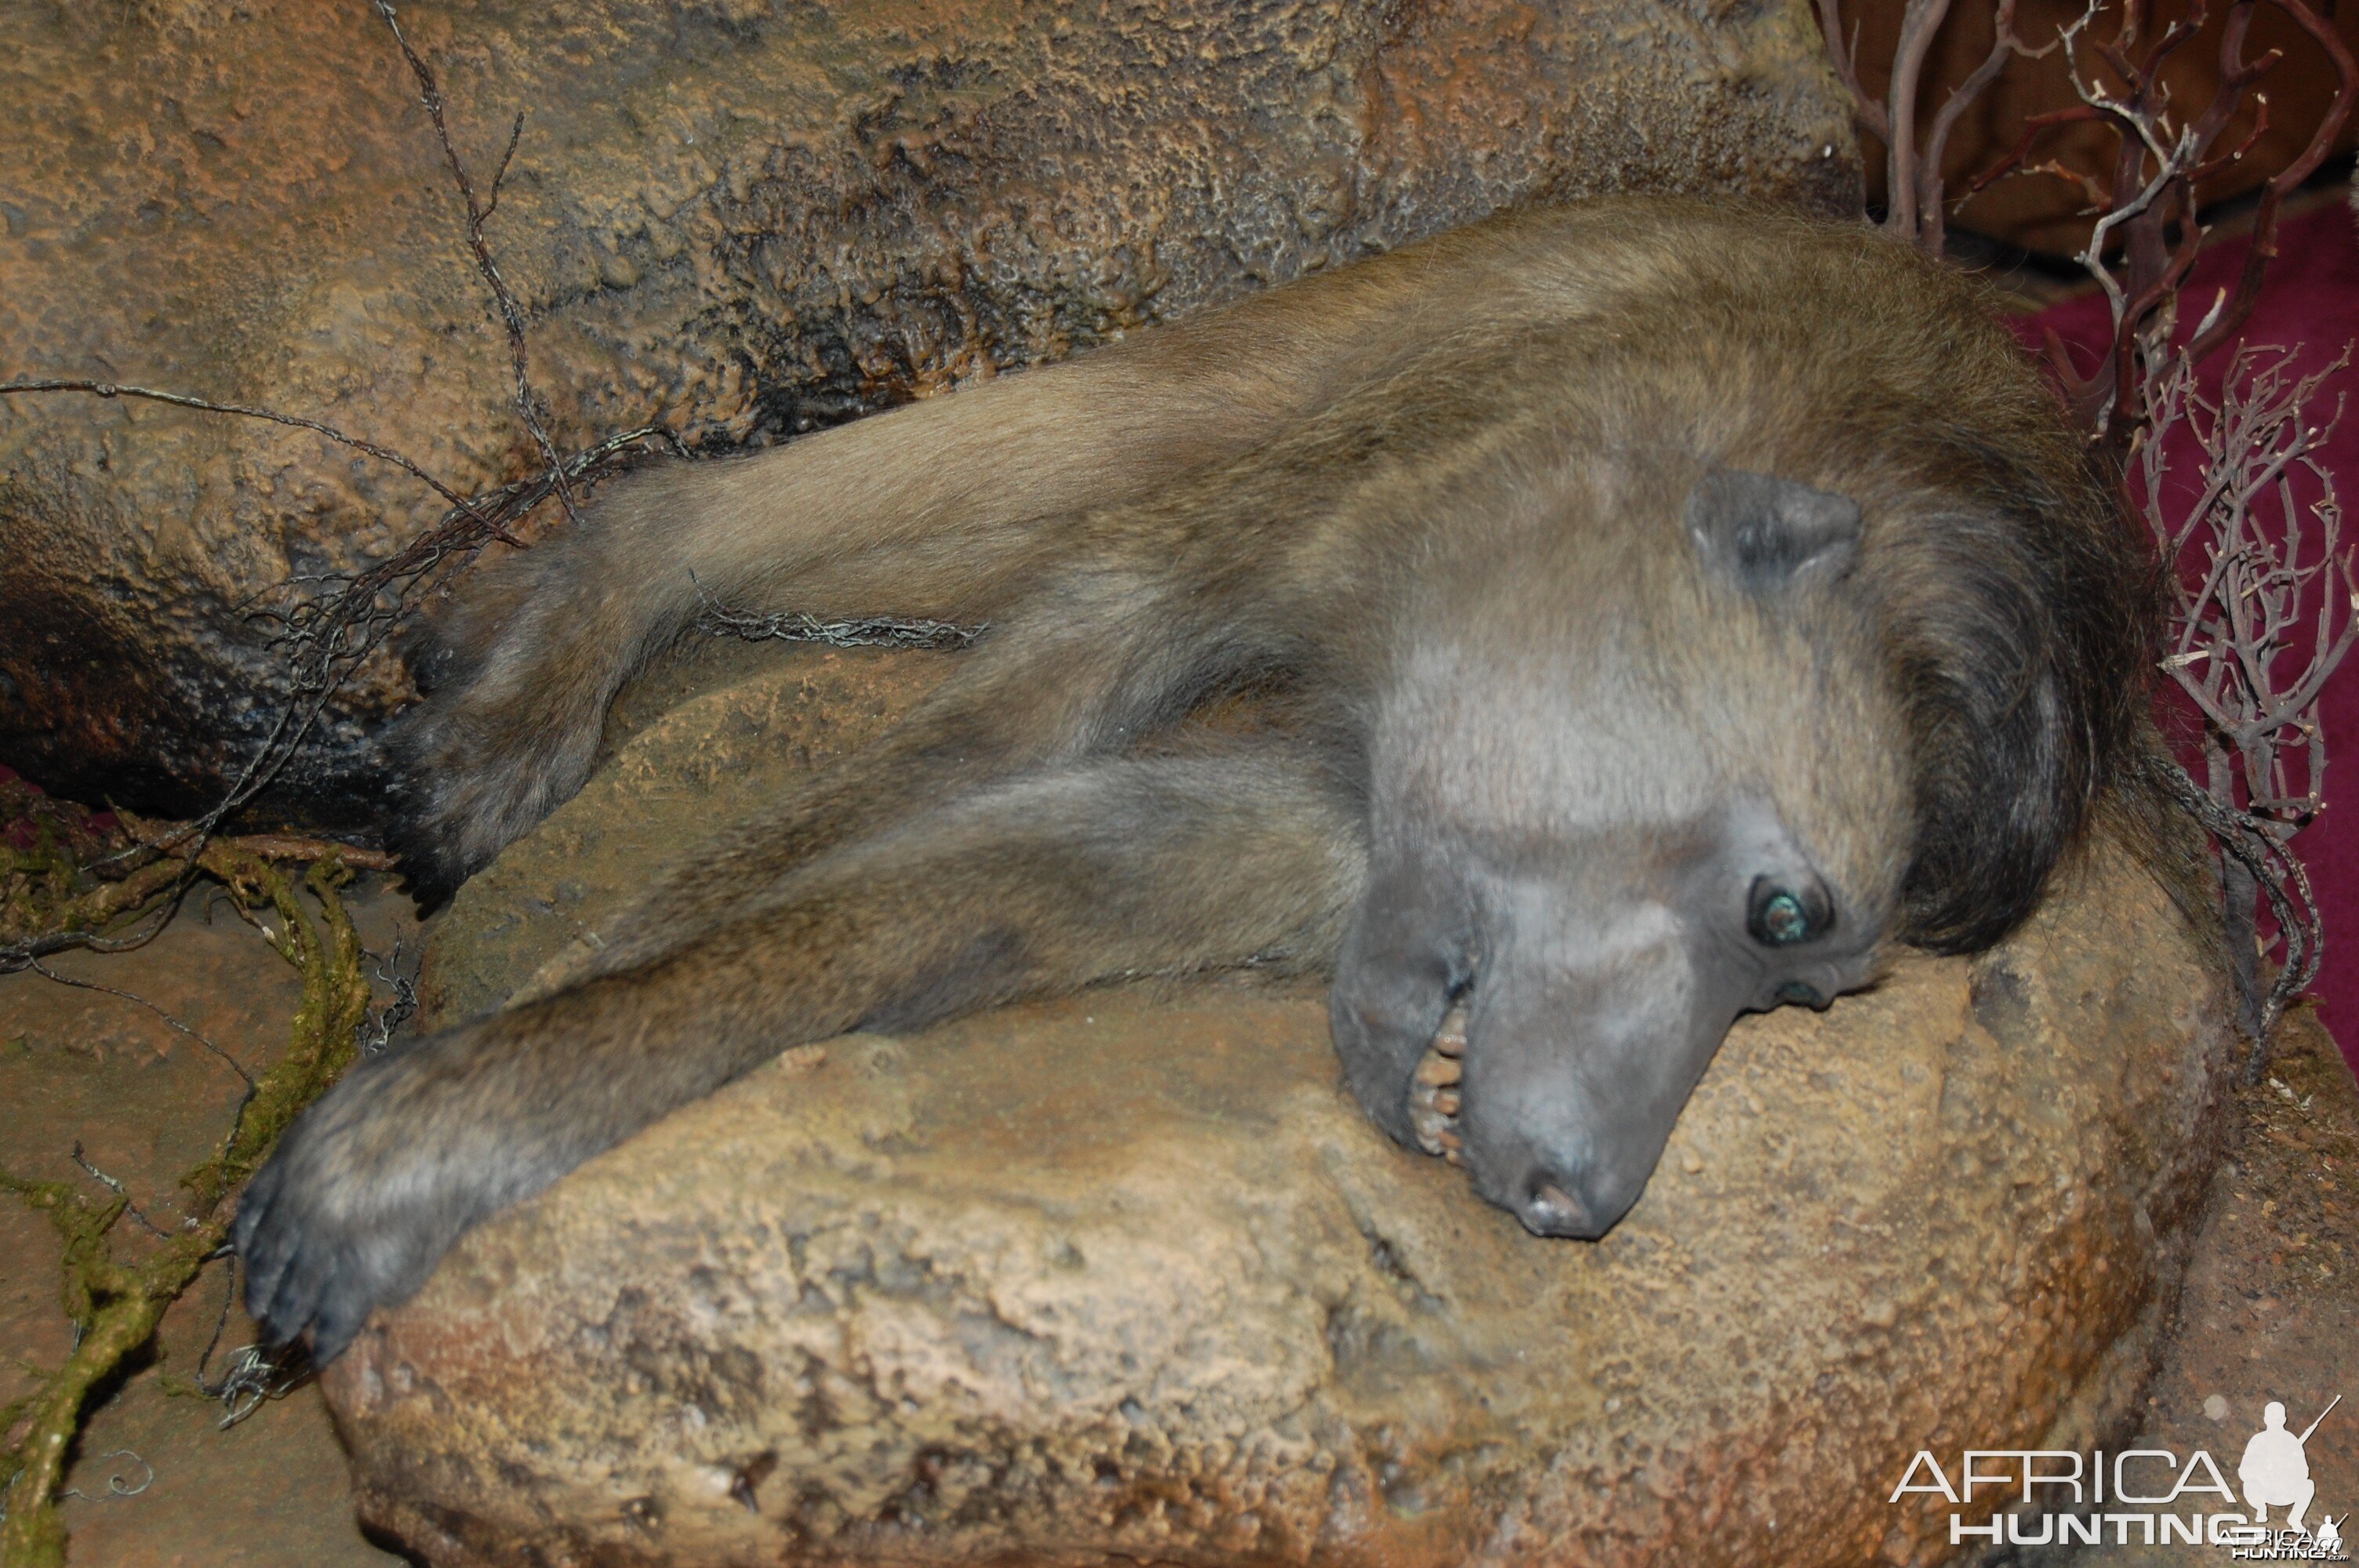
[238,745,1365,1358]
[445,220,1550,640]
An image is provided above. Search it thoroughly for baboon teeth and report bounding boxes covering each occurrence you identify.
[1433,1006,1468,1059]
[1408,1004,1470,1158]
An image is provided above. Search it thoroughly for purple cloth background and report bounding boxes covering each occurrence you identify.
[2019,201,2359,1069]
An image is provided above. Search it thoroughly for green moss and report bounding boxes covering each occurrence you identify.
[0,848,371,1568]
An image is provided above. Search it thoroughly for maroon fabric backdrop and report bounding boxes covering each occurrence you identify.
[2019,201,2359,1069]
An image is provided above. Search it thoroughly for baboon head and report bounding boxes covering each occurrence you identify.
[1331,464,1919,1238]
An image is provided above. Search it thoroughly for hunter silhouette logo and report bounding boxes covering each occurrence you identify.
[2241,1399,2335,1533]
[1886,1392,2346,1556]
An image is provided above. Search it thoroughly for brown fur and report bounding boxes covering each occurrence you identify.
[237,198,2157,1359]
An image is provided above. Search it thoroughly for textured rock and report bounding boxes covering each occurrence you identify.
[2090,1006,2359,1568]
[0,0,1859,824]
[326,643,2237,1568]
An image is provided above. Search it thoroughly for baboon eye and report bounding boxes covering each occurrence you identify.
[1748,877,1831,947]
[1758,892,1808,942]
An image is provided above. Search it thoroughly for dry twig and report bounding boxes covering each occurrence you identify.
[0,7,685,980]
[1819,0,2357,1065]
[0,380,493,523]
[1827,0,2355,448]
[371,0,579,524]
[2140,346,2353,1057]
[691,572,983,651]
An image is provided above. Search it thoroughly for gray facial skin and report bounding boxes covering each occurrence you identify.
[1330,470,1903,1238]
[1333,801,1885,1237]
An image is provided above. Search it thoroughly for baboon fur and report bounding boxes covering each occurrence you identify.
[238,198,2156,1359]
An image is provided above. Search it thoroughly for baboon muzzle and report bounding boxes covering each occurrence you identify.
[1331,862,1744,1240]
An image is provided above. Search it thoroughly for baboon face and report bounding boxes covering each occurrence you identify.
[1330,468,1910,1238]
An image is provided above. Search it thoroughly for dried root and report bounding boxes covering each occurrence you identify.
[0,850,372,1568]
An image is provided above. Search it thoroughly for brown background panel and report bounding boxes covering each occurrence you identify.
[1829,0,2359,253]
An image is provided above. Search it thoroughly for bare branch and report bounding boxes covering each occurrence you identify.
[2138,344,2354,1054]
[691,572,984,652]
[0,379,500,533]
[484,111,525,219]
[1917,0,2064,250]
[1819,0,1893,142]
[371,0,580,524]
[31,960,253,1092]
[67,1143,172,1240]
[1885,0,1965,241]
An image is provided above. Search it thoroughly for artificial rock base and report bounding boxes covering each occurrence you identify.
[326,644,2234,1567]
[0,0,1858,822]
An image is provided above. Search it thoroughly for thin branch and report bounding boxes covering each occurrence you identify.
[2,855,371,1558]
[111,808,394,875]
[28,960,253,1091]
[482,111,525,220]
[67,1145,170,1241]
[371,0,580,526]
[2156,753,2319,1065]
[1819,0,1893,142]
[1917,0,2062,249]
[2186,2,2359,366]
[2139,345,2352,1062]
[691,572,984,651]
[1884,0,1962,241]
[1966,106,2106,198]
[0,379,499,532]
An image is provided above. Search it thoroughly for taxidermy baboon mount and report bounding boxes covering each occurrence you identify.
[236,197,2154,1361]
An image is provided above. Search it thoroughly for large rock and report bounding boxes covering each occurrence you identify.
[0,0,1859,826]
[324,641,2236,1568]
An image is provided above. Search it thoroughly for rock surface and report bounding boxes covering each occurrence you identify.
[0,858,423,1568]
[0,0,1859,825]
[324,642,2237,1568]
[2081,1006,2358,1567]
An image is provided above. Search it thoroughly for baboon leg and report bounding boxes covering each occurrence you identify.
[565,577,1252,971]
[238,744,1365,1358]
[389,451,1220,899]
[387,243,1477,898]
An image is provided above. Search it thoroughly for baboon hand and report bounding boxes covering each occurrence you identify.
[234,1036,545,1362]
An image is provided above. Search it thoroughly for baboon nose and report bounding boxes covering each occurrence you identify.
[1514,1173,1607,1240]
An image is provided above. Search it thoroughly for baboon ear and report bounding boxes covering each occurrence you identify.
[1685,469,1863,594]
